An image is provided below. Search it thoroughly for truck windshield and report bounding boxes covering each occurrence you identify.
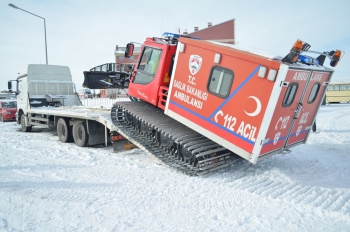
[133,47,162,84]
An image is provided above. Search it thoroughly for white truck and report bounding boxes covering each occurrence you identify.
[8,64,119,147]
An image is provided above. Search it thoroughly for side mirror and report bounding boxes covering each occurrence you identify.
[8,81,12,93]
[125,43,134,58]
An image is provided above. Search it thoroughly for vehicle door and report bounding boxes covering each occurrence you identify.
[16,77,28,111]
[284,71,331,147]
[261,69,311,155]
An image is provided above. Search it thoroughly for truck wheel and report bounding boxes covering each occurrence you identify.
[20,114,32,132]
[57,118,73,143]
[73,123,89,147]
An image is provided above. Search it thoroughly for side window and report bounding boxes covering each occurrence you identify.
[327,85,334,91]
[307,83,320,104]
[138,47,161,75]
[207,66,234,98]
[334,85,340,91]
[340,85,347,91]
[282,83,298,107]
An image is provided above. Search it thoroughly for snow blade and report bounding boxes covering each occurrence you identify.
[83,71,130,89]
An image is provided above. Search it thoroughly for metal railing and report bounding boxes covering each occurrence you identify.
[79,95,130,108]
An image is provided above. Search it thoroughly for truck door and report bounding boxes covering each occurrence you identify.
[284,71,331,147]
[16,77,28,111]
[127,46,163,104]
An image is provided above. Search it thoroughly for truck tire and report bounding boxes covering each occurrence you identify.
[57,118,73,143]
[72,123,89,147]
[20,114,32,132]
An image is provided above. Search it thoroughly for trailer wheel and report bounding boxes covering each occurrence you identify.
[72,123,89,147]
[20,114,32,132]
[57,118,73,143]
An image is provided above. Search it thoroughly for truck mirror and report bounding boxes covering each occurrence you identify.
[125,43,134,58]
[8,81,12,93]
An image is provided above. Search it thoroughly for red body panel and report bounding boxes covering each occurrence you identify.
[166,38,281,155]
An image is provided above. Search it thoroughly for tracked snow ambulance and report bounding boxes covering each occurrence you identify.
[110,33,342,175]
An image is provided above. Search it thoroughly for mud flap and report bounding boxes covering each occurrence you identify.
[87,120,109,146]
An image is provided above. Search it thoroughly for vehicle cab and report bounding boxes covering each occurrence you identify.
[125,32,199,108]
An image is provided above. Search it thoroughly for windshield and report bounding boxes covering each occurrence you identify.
[133,47,162,84]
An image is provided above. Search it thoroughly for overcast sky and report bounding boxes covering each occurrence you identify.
[1,0,349,91]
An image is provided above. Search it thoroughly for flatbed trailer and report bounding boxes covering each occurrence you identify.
[8,64,126,148]
[22,106,116,146]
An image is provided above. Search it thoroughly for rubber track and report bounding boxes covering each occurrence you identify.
[111,101,235,176]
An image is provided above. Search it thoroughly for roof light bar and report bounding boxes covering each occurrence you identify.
[298,55,319,65]
[162,32,200,41]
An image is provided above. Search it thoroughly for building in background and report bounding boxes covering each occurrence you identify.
[114,46,141,69]
[184,19,236,44]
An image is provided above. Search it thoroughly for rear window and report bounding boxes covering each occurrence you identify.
[282,83,298,107]
[307,83,320,104]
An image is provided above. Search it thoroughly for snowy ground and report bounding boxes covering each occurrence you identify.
[0,104,350,231]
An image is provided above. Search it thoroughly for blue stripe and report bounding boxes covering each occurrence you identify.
[208,65,261,119]
[263,130,308,146]
[169,100,255,145]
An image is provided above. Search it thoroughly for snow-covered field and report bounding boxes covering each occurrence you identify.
[1,104,350,231]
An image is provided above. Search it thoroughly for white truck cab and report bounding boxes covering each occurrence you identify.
[9,64,82,130]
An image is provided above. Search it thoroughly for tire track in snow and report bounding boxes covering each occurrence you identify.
[268,182,299,199]
[328,194,350,212]
[234,176,350,216]
[329,113,349,131]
